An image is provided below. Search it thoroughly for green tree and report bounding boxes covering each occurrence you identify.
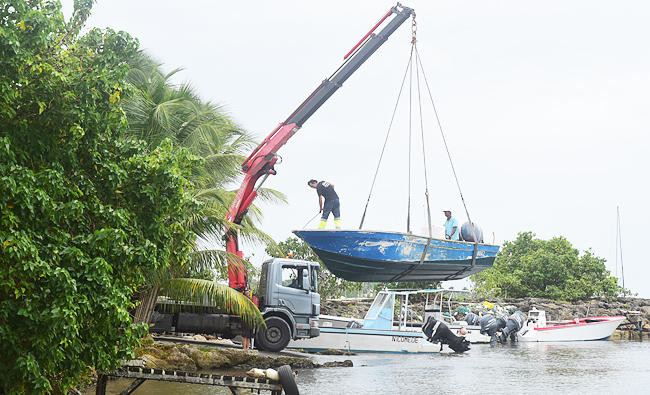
[0,1,199,392]
[471,232,621,300]
[122,53,280,328]
[266,237,362,299]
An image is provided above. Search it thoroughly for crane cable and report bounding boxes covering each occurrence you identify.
[414,45,480,245]
[414,43,433,238]
[407,36,413,234]
[358,44,415,230]
[360,16,479,247]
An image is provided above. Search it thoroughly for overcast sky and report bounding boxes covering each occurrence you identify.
[63,1,650,297]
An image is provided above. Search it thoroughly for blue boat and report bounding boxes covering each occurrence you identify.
[293,230,499,282]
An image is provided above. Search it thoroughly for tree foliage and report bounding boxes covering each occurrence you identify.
[121,53,285,328]
[471,232,621,301]
[266,237,362,299]
[0,1,198,392]
[123,52,286,253]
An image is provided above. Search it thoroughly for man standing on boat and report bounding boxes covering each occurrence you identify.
[444,210,459,240]
[308,179,341,229]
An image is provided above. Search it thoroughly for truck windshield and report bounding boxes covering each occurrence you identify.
[282,266,309,290]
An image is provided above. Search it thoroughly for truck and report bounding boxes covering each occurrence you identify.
[151,3,415,352]
[151,257,321,352]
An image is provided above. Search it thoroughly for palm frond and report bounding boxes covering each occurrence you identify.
[254,187,288,205]
[189,248,258,279]
[159,278,265,329]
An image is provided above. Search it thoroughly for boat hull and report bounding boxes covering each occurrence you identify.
[518,316,625,342]
[287,327,440,353]
[293,230,499,282]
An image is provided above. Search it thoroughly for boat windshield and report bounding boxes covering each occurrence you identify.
[363,292,395,330]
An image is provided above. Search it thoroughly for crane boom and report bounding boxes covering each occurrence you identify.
[227,3,415,290]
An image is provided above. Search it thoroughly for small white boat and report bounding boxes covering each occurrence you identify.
[518,308,625,342]
[287,289,488,353]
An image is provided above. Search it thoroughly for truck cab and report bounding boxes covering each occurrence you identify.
[255,258,321,352]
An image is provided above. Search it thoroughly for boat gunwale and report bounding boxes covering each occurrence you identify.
[311,246,496,266]
[533,316,626,331]
[292,229,500,248]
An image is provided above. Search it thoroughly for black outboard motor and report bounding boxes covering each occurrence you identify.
[500,311,526,343]
[464,312,480,327]
[480,314,506,345]
[422,316,471,353]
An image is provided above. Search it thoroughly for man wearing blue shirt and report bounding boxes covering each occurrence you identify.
[444,210,459,240]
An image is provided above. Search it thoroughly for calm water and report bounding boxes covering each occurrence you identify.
[94,341,650,394]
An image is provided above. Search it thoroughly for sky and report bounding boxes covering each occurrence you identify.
[62,1,650,297]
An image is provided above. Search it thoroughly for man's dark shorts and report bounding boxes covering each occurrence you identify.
[322,198,340,220]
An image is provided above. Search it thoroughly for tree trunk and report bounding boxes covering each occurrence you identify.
[133,286,159,324]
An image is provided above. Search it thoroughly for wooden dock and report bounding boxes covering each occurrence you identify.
[96,366,284,395]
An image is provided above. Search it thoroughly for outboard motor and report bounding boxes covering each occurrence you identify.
[460,222,484,243]
[464,312,480,327]
[422,316,471,353]
[500,311,526,343]
[480,314,506,345]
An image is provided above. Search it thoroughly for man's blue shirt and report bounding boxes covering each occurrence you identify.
[445,218,459,240]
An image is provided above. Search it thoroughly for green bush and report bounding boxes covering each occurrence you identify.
[471,232,621,301]
[0,1,198,392]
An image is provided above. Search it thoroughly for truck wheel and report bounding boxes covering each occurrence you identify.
[278,364,299,395]
[257,317,291,352]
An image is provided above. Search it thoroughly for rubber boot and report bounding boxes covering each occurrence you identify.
[318,220,327,229]
[334,219,342,229]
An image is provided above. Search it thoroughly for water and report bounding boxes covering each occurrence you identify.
[93,341,650,394]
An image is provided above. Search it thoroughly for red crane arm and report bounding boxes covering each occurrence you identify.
[227,3,415,291]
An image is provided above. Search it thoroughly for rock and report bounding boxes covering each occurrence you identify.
[321,360,353,368]
[219,348,258,366]
[188,349,230,369]
[138,346,166,359]
[140,354,164,368]
[317,349,345,355]
[193,334,207,342]
[166,348,196,371]
[274,356,317,369]
[140,336,155,347]
[140,341,355,373]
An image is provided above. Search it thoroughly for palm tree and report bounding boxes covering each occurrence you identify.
[123,52,284,328]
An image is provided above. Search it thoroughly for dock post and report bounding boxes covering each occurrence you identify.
[95,374,108,395]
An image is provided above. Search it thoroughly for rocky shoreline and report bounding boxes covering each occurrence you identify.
[133,337,352,372]
[322,295,650,339]
[79,338,351,393]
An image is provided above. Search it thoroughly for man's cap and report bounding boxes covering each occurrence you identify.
[443,210,452,213]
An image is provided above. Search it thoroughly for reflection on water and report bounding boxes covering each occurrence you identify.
[87,341,650,394]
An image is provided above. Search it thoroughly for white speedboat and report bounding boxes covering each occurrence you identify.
[518,308,626,342]
[287,289,488,353]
